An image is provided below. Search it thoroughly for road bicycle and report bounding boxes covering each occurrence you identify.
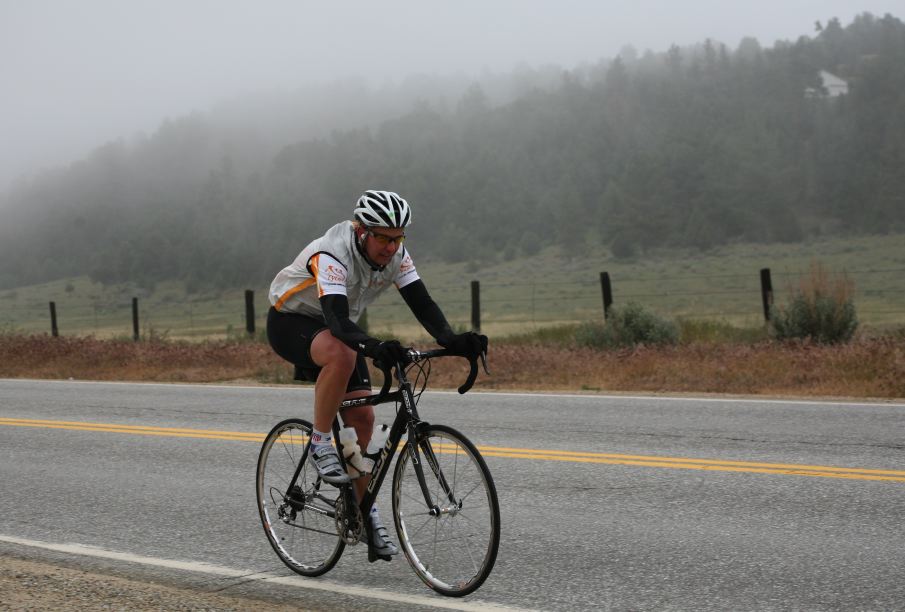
[255,348,500,597]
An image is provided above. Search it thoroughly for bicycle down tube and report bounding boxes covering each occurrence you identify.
[279,386,401,510]
[354,363,427,520]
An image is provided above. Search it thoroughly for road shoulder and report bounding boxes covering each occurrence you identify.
[0,543,307,612]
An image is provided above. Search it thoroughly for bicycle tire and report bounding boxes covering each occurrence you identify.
[256,418,344,577]
[392,424,500,596]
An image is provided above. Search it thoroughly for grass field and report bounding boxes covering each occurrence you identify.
[2,233,904,341]
[2,332,903,399]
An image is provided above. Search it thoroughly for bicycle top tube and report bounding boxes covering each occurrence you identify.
[336,348,451,411]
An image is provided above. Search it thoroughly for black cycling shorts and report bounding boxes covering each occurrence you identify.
[266,307,372,394]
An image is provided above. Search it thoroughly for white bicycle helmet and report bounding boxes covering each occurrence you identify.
[354,190,412,228]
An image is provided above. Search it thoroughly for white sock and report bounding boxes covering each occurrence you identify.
[311,428,333,447]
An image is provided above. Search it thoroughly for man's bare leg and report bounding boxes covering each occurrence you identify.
[310,331,376,497]
[309,331,396,555]
[310,332,358,433]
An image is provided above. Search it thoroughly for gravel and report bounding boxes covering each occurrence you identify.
[0,555,306,612]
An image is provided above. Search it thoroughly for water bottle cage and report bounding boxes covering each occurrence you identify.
[341,424,389,478]
[342,448,373,478]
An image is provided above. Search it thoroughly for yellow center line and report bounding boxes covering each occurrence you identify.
[0,417,263,441]
[475,444,905,477]
[2,417,903,483]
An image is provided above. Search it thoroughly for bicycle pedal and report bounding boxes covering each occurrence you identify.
[368,549,393,563]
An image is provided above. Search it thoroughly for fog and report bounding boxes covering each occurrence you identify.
[1,0,901,190]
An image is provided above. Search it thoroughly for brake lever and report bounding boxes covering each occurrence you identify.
[480,350,490,375]
[373,359,393,398]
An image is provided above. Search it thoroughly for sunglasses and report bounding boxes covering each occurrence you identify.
[366,229,406,246]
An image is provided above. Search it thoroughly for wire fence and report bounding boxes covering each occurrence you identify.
[2,267,904,339]
[359,266,905,333]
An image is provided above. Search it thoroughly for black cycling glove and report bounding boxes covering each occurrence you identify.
[440,332,488,357]
[363,339,409,366]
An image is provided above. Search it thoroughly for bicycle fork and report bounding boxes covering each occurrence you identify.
[408,423,460,517]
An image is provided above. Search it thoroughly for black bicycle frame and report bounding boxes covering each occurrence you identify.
[282,348,480,519]
[352,374,418,515]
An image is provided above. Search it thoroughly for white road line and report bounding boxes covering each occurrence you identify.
[3,378,904,408]
[0,534,530,612]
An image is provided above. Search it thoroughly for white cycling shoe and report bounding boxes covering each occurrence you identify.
[309,444,351,486]
[361,516,399,558]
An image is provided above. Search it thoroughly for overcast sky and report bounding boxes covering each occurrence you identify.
[1,0,902,191]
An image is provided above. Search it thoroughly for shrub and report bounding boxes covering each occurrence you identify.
[770,262,858,344]
[575,302,678,349]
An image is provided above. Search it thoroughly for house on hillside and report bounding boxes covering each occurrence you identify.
[806,70,849,98]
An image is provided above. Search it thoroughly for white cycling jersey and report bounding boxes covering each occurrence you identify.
[269,221,420,322]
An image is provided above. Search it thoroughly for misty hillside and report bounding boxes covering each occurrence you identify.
[1,13,903,291]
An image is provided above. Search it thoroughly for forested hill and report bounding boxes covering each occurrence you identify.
[1,13,903,291]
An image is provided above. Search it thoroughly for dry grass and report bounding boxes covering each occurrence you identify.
[471,340,905,398]
[1,333,903,399]
[0,334,288,384]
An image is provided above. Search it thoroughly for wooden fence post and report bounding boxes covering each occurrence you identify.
[471,280,481,332]
[245,290,255,336]
[49,301,59,337]
[760,268,773,322]
[132,297,140,341]
[600,272,613,320]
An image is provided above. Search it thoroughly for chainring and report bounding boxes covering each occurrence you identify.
[333,490,364,544]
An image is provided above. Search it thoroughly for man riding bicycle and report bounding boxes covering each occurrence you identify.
[266,190,487,558]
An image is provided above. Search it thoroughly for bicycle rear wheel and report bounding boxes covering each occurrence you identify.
[392,424,500,596]
[256,418,344,576]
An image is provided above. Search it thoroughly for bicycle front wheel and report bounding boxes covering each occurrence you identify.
[392,424,500,597]
[256,418,344,577]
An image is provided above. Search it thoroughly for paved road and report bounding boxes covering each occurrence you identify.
[1,379,904,611]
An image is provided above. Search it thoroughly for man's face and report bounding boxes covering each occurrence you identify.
[362,226,405,267]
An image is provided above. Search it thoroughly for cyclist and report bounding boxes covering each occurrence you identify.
[266,190,487,558]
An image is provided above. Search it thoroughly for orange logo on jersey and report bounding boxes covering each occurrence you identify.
[324,264,346,284]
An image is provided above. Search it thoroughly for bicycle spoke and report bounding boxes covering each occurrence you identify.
[405,513,438,540]
[393,425,500,596]
[256,419,344,577]
[456,480,484,505]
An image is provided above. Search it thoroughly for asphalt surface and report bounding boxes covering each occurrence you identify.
[1,379,904,611]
